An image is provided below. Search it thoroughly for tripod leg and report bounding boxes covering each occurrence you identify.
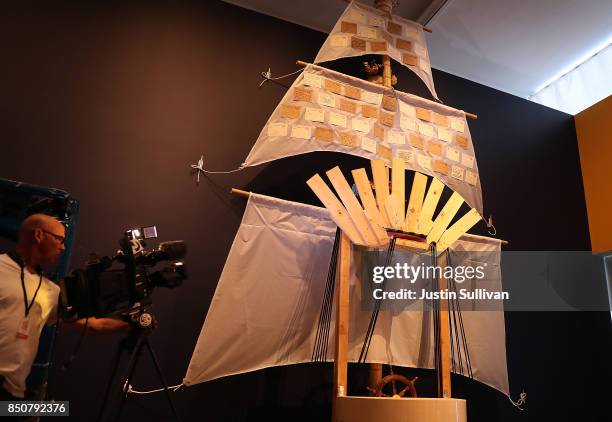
[113,335,146,422]
[97,341,125,422]
[144,340,182,422]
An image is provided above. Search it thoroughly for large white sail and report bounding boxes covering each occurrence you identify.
[243,64,484,216]
[314,1,438,100]
[184,194,509,397]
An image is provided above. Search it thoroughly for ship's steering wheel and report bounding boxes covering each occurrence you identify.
[369,375,418,398]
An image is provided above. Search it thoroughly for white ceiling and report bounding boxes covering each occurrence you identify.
[223,0,612,100]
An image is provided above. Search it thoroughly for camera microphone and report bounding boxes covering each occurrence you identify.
[138,240,187,265]
[158,241,187,260]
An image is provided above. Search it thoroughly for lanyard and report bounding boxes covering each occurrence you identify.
[20,264,43,317]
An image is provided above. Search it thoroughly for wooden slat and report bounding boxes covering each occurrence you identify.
[384,195,403,229]
[416,178,445,235]
[326,166,379,246]
[405,172,427,233]
[436,208,482,254]
[307,174,365,245]
[391,158,405,228]
[352,168,386,228]
[371,160,390,227]
[426,192,464,244]
[363,209,389,246]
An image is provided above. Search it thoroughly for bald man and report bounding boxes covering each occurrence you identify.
[0,214,125,400]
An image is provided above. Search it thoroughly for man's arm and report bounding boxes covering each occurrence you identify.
[66,317,129,334]
[56,287,129,333]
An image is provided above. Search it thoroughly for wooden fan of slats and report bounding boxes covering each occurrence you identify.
[307,159,482,255]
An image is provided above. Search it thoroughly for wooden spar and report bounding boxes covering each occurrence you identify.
[295,61,478,120]
[228,187,509,245]
[230,188,250,198]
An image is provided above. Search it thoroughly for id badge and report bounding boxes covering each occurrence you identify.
[16,317,29,340]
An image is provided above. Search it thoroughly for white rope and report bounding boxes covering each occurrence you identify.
[508,389,526,410]
[485,215,497,236]
[189,66,304,182]
[190,155,244,183]
[125,381,185,395]
[259,67,304,88]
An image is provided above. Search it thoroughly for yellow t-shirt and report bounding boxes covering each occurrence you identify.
[0,253,60,398]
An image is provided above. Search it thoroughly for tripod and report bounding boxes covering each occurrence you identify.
[97,310,182,422]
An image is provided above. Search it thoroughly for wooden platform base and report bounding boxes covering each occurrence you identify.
[335,397,467,422]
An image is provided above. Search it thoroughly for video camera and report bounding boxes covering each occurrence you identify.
[61,226,187,318]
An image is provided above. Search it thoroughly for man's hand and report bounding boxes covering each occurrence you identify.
[72,317,129,334]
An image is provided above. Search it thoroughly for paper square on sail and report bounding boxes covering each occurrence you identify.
[314,1,439,100]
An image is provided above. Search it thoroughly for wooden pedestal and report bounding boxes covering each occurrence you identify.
[335,397,467,422]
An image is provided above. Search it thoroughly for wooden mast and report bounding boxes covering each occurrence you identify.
[367,0,395,392]
[437,253,452,397]
[375,0,452,398]
[375,0,394,89]
[332,232,351,422]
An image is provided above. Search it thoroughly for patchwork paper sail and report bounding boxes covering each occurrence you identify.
[243,64,483,215]
[314,1,438,100]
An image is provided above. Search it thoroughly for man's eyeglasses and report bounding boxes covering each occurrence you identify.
[42,230,66,245]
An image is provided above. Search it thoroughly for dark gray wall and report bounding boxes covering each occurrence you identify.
[1,1,609,421]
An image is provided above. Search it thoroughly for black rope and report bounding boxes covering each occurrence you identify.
[358,238,391,362]
[443,252,463,377]
[454,256,473,378]
[449,279,465,376]
[448,288,457,374]
[453,253,473,378]
[430,243,443,397]
[446,250,473,378]
[312,231,338,361]
[442,251,458,375]
[360,236,397,362]
[312,229,341,362]
[319,235,337,361]
[312,229,340,361]
[358,236,398,363]
[312,230,337,362]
